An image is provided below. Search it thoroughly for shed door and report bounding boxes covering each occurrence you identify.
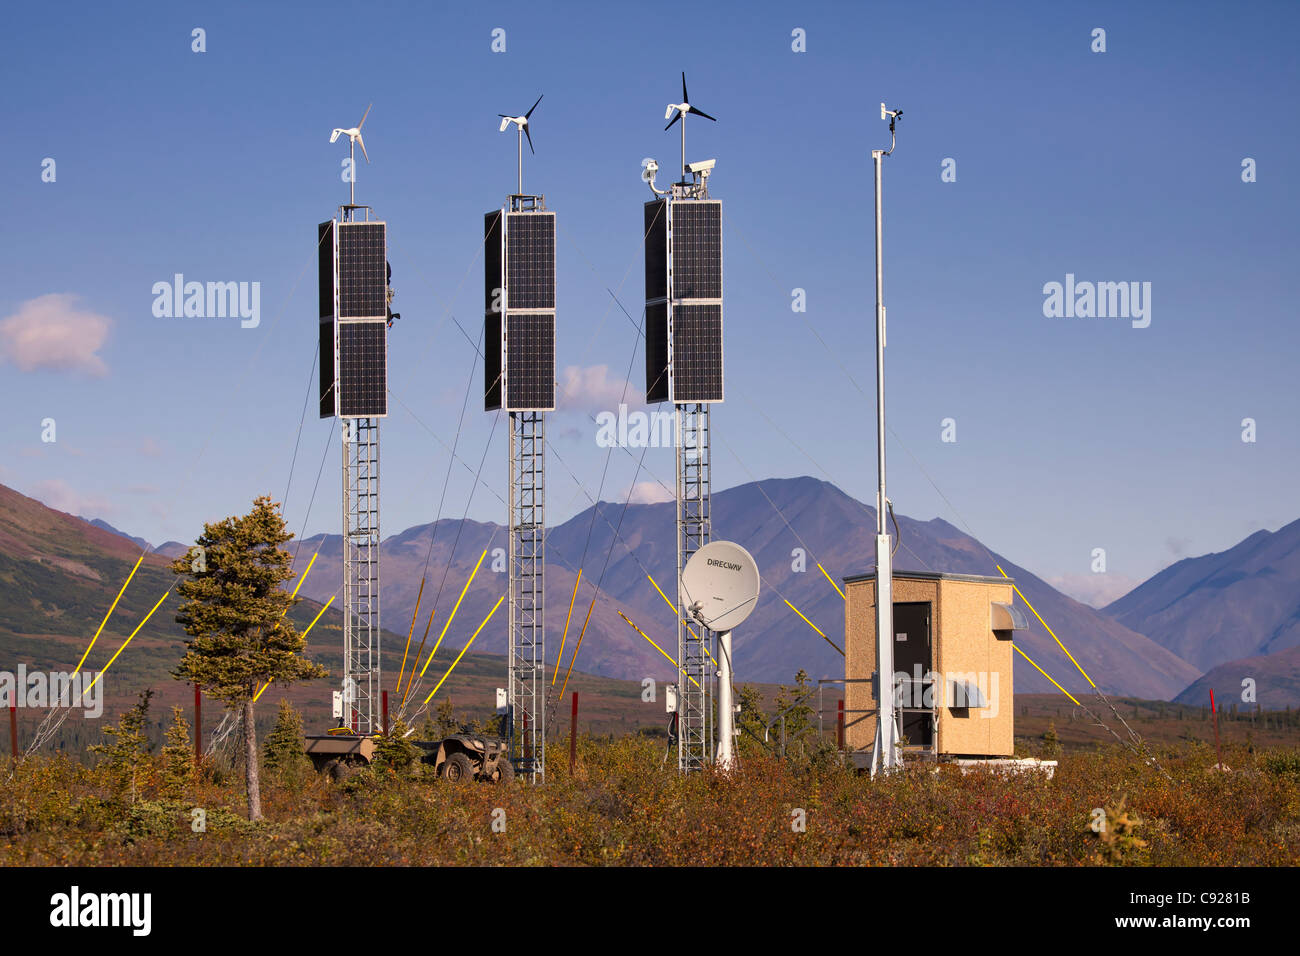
[892,602,932,675]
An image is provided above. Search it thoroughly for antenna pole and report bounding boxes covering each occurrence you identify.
[517,125,523,195]
[715,629,734,769]
[350,139,356,206]
[871,145,899,777]
[680,116,686,180]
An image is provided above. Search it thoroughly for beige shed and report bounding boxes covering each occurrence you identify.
[843,570,1028,760]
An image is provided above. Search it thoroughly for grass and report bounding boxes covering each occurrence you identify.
[1,735,1297,866]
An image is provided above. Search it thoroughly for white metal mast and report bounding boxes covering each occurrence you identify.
[871,103,903,777]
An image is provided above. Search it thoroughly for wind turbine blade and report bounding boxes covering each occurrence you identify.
[681,71,688,104]
[498,113,512,118]
[524,124,534,154]
[358,103,372,129]
[357,134,370,164]
[688,106,716,122]
[525,94,543,119]
[665,110,681,131]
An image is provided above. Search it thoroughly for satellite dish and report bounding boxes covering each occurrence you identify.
[680,540,760,633]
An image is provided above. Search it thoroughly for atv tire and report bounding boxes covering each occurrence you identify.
[442,752,474,783]
[494,759,516,784]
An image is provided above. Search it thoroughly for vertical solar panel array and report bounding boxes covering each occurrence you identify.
[505,312,555,409]
[484,209,555,411]
[672,304,723,401]
[643,200,670,402]
[644,200,668,303]
[337,223,388,318]
[337,323,387,417]
[505,212,555,311]
[670,202,722,300]
[645,303,670,403]
[642,199,723,404]
[318,221,337,418]
[484,211,504,410]
[319,219,388,418]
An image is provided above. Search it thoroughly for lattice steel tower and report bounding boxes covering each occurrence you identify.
[644,76,725,771]
[318,208,390,736]
[486,98,555,781]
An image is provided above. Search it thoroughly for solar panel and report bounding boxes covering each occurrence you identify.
[671,201,722,300]
[337,222,387,318]
[484,312,503,411]
[506,212,555,310]
[644,200,668,303]
[318,320,336,418]
[645,303,669,403]
[484,211,503,315]
[337,321,387,417]
[318,221,335,319]
[671,304,723,403]
[505,312,555,410]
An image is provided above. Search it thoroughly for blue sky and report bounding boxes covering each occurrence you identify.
[3,0,1297,606]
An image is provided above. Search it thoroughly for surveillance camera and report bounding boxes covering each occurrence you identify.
[686,158,716,174]
[641,157,659,172]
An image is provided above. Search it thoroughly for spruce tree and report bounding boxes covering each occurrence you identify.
[89,689,154,803]
[161,705,193,798]
[170,495,328,820]
[263,699,311,785]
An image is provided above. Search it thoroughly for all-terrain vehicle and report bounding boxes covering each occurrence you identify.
[305,727,514,784]
[416,732,514,783]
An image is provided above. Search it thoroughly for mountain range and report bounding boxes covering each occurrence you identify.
[10,475,1300,708]
[283,476,1196,698]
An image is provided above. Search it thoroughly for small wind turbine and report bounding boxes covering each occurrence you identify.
[330,103,372,205]
[664,72,716,180]
[499,94,543,195]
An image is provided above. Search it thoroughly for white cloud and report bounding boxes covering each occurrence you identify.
[1046,572,1142,608]
[623,480,673,505]
[27,478,113,518]
[556,364,643,413]
[0,293,111,376]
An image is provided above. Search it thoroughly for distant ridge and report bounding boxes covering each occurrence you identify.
[287,475,1198,698]
[1105,518,1300,672]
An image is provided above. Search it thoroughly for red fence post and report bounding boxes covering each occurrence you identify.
[193,683,202,765]
[382,690,389,736]
[9,705,17,764]
[569,692,579,775]
[837,699,845,750]
[1210,688,1223,770]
